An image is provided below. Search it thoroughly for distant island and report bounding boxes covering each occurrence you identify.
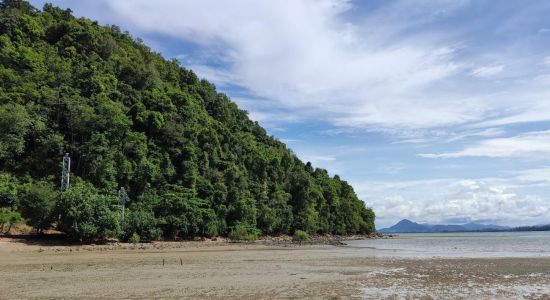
[379,219,550,233]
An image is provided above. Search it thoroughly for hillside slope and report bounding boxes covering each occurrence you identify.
[0,0,374,240]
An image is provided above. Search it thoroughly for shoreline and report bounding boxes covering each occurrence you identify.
[0,233,388,252]
[1,237,549,299]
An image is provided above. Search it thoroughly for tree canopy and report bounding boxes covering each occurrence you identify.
[0,0,375,241]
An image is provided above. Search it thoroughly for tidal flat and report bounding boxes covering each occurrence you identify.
[0,236,549,299]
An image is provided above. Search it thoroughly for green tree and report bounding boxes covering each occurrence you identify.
[155,185,219,239]
[121,204,161,242]
[0,103,34,169]
[19,179,57,232]
[0,172,20,208]
[57,181,121,241]
[0,207,23,234]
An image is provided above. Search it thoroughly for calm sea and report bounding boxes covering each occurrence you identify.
[346,231,550,258]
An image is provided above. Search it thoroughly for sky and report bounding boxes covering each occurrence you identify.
[29,0,550,228]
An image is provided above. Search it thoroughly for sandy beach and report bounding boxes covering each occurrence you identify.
[1,237,549,299]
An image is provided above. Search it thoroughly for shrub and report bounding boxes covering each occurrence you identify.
[0,173,20,208]
[155,186,219,239]
[0,207,23,234]
[228,223,260,241]
[121,205,161,242]
[19,180,58,233]
[57,181,121,241]
[129,232,140,244]
[293,230,309,243]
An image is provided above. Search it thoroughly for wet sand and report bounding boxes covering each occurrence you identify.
[1,237,549,299]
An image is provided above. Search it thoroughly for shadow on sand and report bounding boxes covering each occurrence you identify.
[0,233,112,246]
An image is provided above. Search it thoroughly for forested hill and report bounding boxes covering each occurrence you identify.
[0,0,375,241]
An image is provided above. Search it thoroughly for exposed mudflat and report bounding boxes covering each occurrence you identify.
[0,237,549,299]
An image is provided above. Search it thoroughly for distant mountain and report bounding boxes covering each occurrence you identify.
[461,222,510,231]
[379,219,428,233]
[379,219,511,233]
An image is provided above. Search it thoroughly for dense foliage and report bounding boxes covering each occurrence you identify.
[0,207,22,233]
[0,0,375,241]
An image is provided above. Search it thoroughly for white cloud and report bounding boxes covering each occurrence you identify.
[230,96,303,130]
[61,0,479,130]
[516,167,550,183]
[357,177,550,228]
[471,99,550,128]
[359,178,458,193]
[279,138,301,144]
[470,65,504,78]
[301,155,336,164]
[444,127,505,142]
[245,110,299,124]
[378,163,406,174]
[420,130,550,159]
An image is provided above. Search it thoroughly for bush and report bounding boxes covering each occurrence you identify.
[0,207,23,234]
[0,173,20,208]
[121,205,161,242]
[155,186,219,239]
[19,180,58,233]
[228,223,260,241]
[129,232,140,244]
[293,230,309,243]
[57,181,121,241]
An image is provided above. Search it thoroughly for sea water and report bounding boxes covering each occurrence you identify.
[346,231,550,258]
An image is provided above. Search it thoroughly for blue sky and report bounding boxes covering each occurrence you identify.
[30,0,550,227]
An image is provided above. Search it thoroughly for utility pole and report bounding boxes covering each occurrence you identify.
[61,153,71,191]
[118,187,127,221]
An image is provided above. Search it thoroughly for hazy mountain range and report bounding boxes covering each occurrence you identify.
[379,219,511,233]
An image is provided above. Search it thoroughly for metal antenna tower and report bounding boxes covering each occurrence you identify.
[118,187,128,221]
[61,153,71,191]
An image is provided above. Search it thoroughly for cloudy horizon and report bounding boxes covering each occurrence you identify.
[29,0,550,228]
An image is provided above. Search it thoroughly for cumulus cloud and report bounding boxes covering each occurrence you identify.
[105,0,466,130]
[420,130,550,159]
[357,177,550,227]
